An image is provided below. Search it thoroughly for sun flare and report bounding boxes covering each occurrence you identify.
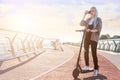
[13,15,33,33]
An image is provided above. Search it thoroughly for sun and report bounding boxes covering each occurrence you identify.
[13,15,33,33]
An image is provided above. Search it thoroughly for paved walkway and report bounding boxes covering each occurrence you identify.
[0,45,120,80]
[36,45,120,80]
[98,50,120,70]
[0,46,74,80]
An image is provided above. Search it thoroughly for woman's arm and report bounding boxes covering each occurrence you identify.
[91,29,98,32]
[80,11,88,26]
[94,18,102,34]
[80,20,86,26]
[80,18,89,27]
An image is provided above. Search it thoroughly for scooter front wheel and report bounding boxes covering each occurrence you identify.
[72,67,80,79]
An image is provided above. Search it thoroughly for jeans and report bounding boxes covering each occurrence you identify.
[84,40,99,70]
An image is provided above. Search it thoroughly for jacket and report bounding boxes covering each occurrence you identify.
[80,17,102,42]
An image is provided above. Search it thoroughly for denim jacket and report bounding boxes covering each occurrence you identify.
[80,17,102,42]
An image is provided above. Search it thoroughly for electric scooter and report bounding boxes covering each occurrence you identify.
[72,29,94,79]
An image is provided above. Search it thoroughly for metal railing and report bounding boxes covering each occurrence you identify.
[0,28,43,62]
[98,39,120,53]
[0,28,62,63]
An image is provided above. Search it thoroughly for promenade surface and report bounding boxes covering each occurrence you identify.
[36,45,120,80]
[0,45,120,80]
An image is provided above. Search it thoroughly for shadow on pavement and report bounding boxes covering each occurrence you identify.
[74,74,107,80]
[73,78,81,80]
[0,51,45,74]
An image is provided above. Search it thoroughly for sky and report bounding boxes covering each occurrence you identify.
[0,0,120,42]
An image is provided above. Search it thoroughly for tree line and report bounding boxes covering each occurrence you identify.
[99,34,120,40]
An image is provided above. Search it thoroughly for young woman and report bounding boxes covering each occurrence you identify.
[80,6,102,76]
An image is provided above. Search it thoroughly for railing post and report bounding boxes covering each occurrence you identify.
[27,36,31,52]
[116,40,120,52]
[113,40,117,52]
[36,39,39,49]
[21,34,29,53]
[107,40,110,51]
[38,38,43,49]
[35,37,42,50]
[98,41,101,49]
[5,33,17,56]
[102,41,105,50]
[31,36,37,51]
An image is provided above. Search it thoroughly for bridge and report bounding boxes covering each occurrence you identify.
[0,29,120,80]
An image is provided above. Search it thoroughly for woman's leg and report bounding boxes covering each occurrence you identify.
[90,40,99,70]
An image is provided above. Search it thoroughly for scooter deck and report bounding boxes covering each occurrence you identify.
[81,69,94,73]
[77,65,94,73]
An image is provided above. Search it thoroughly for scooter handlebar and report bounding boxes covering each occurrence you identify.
[75,29,84,32]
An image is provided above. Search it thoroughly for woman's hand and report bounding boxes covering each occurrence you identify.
[86,29,91,32]
[84,10,89,16]
[86,29,98,33]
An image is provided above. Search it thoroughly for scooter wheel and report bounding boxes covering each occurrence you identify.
[72,68,80,79]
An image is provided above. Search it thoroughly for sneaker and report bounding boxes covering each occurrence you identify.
[93,70,98,77]
[82,66,93,71]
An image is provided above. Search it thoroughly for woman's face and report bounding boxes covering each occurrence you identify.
[90,8,96,18]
